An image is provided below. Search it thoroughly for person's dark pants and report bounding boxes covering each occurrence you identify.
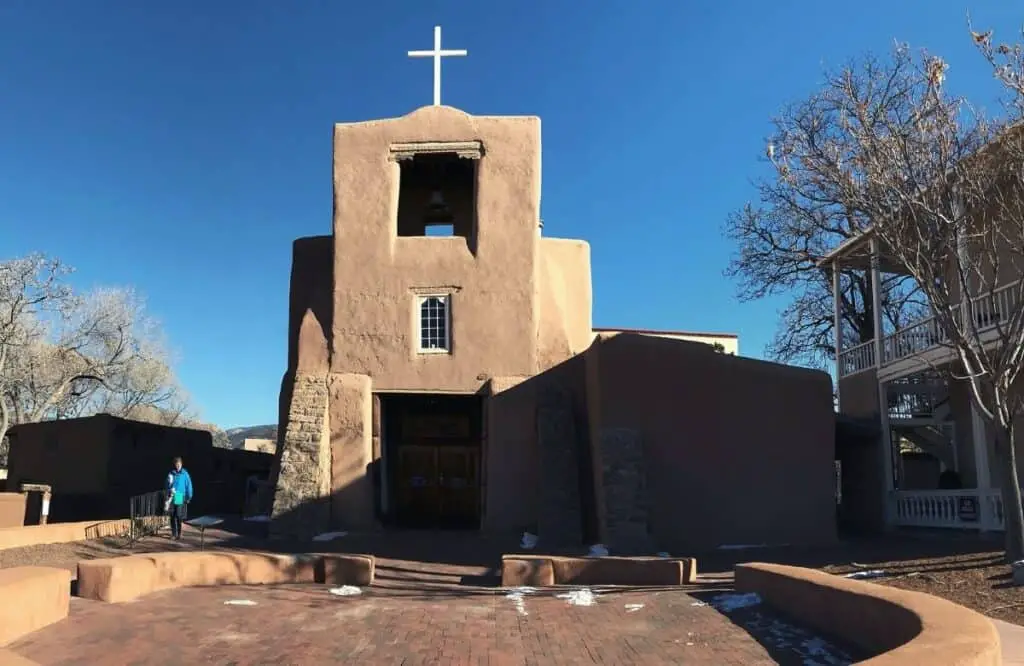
[169,502,188,538]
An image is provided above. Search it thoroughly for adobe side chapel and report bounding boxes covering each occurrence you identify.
[268,102,837,552]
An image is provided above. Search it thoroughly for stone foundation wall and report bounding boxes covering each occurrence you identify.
[536,386,583,546]
[599,427,651,553]
[270,374,331,539]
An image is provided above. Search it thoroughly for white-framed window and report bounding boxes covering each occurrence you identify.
[417,294,451,353]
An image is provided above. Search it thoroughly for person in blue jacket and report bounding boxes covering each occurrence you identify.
[165,456,193,540]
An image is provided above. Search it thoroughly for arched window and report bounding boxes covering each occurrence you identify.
[418,295,450,352]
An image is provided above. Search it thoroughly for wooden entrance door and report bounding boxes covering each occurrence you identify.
[394,445,479,528]
[396,445,439,527]
[436,446,479,528]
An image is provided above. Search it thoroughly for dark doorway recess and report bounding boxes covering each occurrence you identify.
[380,393,484,530]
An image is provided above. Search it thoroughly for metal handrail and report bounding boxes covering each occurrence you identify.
[128,489,167,547]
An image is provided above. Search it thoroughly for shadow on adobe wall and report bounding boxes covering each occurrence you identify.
[198,333,1001,580]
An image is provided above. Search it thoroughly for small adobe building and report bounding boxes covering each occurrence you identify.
[268,103,837,553]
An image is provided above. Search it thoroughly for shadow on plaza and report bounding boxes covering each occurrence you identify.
[112,512,1004,579]
[688,588,869,666]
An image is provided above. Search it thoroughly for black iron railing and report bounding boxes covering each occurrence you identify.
[128,489,168,547]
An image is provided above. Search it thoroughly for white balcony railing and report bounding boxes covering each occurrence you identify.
[839,340,875,376]
[893,489,1005,530]
[838,279,1023,378]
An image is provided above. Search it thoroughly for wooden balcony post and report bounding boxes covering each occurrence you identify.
[871,237,896,524]
[970,401,996,531]
[832,258,842,406]
[870,236,884,368]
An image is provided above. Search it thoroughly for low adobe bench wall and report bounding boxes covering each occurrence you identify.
[501,555,697,587]
[0,519,132,551]
[77,551,376,603]
[0,493,28,529]
[0,567,71,650]
[735,562,1001,665]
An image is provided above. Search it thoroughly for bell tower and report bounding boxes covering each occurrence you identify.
[329,106,542,387]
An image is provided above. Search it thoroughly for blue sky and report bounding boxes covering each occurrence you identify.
[0,1,1019,428]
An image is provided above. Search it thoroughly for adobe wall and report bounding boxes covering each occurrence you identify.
[837,370,879,418]
[483,375,539,534]
[286,236,332,376]
[6,416,111,496]
[8,415,249,523]
[104,418,215,517]
[484,354,593,543]
[594,328,739,356]
[585,333,837,553]
[0,492,27,528]
[536,238,593,370]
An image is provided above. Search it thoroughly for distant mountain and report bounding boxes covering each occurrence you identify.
[224,424,277,449]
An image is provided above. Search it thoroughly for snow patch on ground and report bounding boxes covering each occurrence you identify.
[556,588,597,606]
[328,586,362,596]
[735,610,855,665]
[505,586,536,616]
[223,599,258,606]
[708,592,763,612]
[695,591,855,664]
[312,531,348,542]
[843,569,887,580]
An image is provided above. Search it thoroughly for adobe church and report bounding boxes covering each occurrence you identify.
[268,30,837,553]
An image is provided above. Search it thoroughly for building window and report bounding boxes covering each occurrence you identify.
[418,295,451,353]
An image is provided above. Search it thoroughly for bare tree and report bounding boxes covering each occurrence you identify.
[0,254,195,448]
[725,52,929,370]
[780,37,1024,560]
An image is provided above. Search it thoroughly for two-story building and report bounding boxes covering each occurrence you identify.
[823,219,1020,533]
[267,103,838,553]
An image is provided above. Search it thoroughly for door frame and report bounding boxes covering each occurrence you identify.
[378,392,485,529]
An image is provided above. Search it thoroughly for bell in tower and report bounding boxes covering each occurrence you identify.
[422,189,455,228]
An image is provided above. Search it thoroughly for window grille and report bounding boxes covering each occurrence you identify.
[418,295,450,352]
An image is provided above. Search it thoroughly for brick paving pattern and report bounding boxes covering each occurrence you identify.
[0,527,865,664]
[11,583,839,665]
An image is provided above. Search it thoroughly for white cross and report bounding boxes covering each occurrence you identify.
[407,25,467,107]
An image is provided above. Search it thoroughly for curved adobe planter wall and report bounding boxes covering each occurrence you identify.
[735,562,1002,665]
[77,551,375,603]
